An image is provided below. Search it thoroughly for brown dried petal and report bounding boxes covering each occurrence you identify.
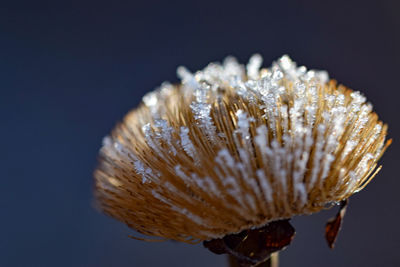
[325,199,348,249]
[204,220,295,266]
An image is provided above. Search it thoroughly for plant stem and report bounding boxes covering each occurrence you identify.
[268,253,279,267]
[228,252,279,267]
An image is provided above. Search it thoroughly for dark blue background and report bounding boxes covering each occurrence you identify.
[1,0,399,266]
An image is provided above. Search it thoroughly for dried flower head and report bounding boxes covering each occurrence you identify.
[94,55,390,245]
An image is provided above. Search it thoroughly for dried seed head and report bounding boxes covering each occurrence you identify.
[94,54,390,243]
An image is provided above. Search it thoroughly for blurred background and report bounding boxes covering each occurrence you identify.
[1,0,399,266]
